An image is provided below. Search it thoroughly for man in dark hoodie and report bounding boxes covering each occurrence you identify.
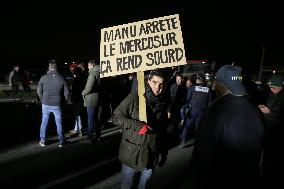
[191,65,265,189]
[112,69,170,189]
[37,60,70,148]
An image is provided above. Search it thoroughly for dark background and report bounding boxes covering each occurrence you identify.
[0,1,282,75]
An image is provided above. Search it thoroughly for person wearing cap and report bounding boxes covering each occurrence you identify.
[258,75,284,122]
[258,75,284,185]
[179,72,212,148]
[69,63,78,74]
[190,65,265,189]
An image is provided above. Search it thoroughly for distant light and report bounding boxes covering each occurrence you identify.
[72,62,75,63]
[65,63,68,65]
[202,61,206,64]
[273,70,276,74]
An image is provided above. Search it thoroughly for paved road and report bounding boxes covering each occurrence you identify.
[0,131,195,189]
[0,101,77,152]
[81,142,195,189]
[0,129,122,189]
[0,83,37,91]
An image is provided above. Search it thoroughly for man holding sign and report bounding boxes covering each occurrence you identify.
[101,14,186,188]
[112,69,170,189]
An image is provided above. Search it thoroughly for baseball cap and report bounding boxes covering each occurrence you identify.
[268,75,284,87]
[70,63,78,69]
[215,65,247,96]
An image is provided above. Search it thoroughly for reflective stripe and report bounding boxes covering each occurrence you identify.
[195,86,209,93]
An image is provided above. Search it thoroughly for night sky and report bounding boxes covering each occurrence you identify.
[0,1,282,74]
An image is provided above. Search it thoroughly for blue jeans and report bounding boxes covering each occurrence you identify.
[121,164,153,189]
[73,115,82,132]
[40,104,65,144]
[87,106,100,139]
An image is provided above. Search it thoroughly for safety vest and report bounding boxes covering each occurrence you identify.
[190,84,210,109]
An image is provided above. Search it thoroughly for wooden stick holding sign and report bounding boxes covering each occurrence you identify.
[100,14,186,122]
[137,71,147,122]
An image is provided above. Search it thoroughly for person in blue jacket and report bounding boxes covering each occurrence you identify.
[179,73,212,147]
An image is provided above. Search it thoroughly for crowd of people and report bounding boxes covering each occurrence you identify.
[20,58,284,188]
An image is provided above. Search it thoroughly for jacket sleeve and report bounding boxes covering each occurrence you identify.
[9,71,14,85]
[187,87,194,104]
[82,74,94,96]
[63,80,70,102]
[37,77,43,100]
[267,100,284,123]
[112,94,144,131]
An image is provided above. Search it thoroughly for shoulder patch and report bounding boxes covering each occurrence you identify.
[195,86,209,93]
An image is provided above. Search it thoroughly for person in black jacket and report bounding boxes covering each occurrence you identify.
[69,66,87,136]
[112,69,170,189]
[37,60,70,147]
[258,75,284,187]
[191,65,265,189]
[169,72,187,134]
[8,65,21,99]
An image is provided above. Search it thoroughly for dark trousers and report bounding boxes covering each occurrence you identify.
[180,109,203,142]
[87,106,100,139]
[11,84,19,97]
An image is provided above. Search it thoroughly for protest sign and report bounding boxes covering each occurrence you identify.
[100,14,186,78]
[100,14,186,121]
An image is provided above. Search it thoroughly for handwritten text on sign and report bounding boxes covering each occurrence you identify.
[100,14,186,78]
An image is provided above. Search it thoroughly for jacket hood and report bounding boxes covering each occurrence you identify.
[89,65,100,74]
[47,69,58,74]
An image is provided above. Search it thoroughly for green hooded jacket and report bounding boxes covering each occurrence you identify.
[82,65,100,107]
[113,92,169,171]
